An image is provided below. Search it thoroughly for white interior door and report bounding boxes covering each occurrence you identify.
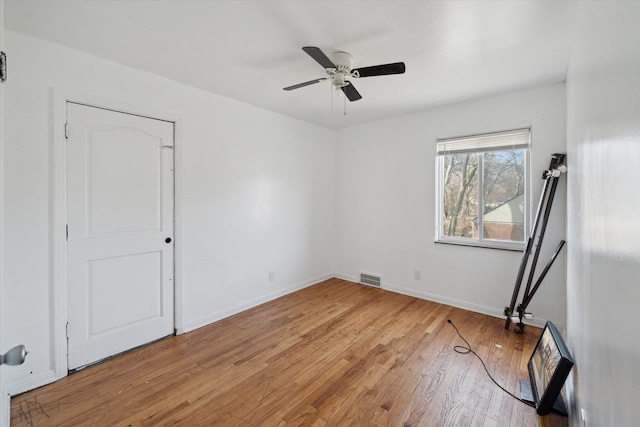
[66,102,174,370]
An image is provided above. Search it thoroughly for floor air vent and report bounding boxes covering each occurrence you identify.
[359,272,381,287]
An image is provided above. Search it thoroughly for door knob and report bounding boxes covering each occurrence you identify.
[165,237,172,244]
[1,345,28,366]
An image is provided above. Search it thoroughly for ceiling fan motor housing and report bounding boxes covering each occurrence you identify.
[330,51,353,88]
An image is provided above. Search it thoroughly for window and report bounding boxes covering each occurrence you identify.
[436,128,530,250]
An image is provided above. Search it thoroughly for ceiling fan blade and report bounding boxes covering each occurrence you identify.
[352,62,406,78]
[302,46,336,69]
[340,82,362,102]
[283,78,327,91]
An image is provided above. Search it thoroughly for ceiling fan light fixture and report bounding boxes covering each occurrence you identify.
[330,51,354,71]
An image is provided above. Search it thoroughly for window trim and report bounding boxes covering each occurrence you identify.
[435,128,531,251]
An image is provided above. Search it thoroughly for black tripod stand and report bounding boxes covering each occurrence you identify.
[504,153,567,333]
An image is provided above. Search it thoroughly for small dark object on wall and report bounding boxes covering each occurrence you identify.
[0,51,6,82]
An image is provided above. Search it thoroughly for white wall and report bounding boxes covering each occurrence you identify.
[566,2,640,426]
[334,84,567,326]
[0,0,9,424]
[0,30,335,399]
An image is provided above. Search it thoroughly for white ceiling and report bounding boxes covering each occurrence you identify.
[4,0,573,129]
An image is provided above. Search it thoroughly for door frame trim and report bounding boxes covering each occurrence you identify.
[52,89,184,380]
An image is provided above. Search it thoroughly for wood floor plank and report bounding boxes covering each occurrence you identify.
[10,279,567,427]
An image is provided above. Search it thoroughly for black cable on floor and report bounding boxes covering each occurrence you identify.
[447,319,536,409]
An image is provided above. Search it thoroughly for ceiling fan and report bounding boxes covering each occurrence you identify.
[283,46,406,102]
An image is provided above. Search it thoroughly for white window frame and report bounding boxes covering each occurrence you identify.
[435,128,531,251]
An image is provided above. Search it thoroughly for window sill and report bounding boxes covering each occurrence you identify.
[435,239,524,252]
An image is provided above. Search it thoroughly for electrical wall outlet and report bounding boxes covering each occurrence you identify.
[414,270,421,280]
[268,272,275,283]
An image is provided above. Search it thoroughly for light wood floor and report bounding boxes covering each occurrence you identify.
[11,278,567,426]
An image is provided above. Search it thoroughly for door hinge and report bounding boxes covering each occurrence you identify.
[66,224,69,241]
[65,122,69,139]
[0,52,6,82]
[66,322,70,338]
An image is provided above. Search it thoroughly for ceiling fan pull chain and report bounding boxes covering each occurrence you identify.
[330,85,333,112]
[344,95,347,116]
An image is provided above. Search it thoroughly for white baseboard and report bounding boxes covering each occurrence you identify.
[182,273,333,333]
[5,369,58,397]
[333,273,547,329]
[333,272,358,283]
[1,390,8,427]
[2,369,58,426]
